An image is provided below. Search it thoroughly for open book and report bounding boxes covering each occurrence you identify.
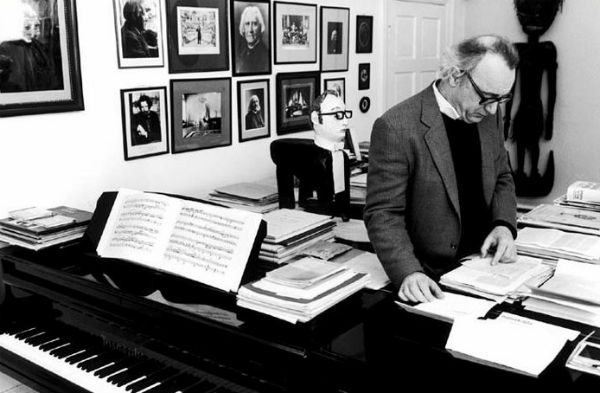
[96,189,263,293]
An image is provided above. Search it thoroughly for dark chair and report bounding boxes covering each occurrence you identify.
[270,138,350,219]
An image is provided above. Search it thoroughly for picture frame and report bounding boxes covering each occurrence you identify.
[120,86,169,161]
[320,6,349,72]
[237,79,270,142]
[355,15,373,53]
[323,77,345,103]
[273,1,317,65]
[0,0,84,117]
[165,0,229,73]
[231,0,271,76]
[276,71,320,135]
[113,0,165,68]
[358,63,370,90]
[171,78,232,153]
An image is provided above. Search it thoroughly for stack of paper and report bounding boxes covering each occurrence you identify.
[523,259,600,327]
[518,204,600,236]
[516,227,600,264]
[0,206,92,251]
[349,172,367,203]
[208,182,279,214]
[440,255,551,302]
[446,313,579,377]
[396,291,496,323]
[236,257,369,323]
[260,209,336,263]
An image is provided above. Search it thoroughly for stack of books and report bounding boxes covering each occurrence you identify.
[516,227,600,265]
[358,141,370,161]
[0,206,92,251]
[236,257,369,323]
[349,172,367,204]
[208,182,279,214]
[554,181,600,211]
[518,204,600,236]
[260,209,336,264]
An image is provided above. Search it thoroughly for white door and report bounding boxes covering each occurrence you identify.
[385,0,450,110]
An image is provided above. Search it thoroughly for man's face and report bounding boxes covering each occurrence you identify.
[250,97,260,112]
[140,101,150,114]
[314,95,348,144]
[243,14,261,45]
[454,53,515,124]
[23,17,41,42]
[141,0,152,25]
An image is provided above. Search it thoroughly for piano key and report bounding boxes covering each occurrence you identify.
[39,338,70,352]
[78,351,120,371]
[95,357,138,378]
[108,359,156,385]
[141,371,187,393]
[15,327,43,340]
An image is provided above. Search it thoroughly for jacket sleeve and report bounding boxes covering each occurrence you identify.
[363,116,423,289]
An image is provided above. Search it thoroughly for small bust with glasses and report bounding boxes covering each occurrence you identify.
[310,89,352,151]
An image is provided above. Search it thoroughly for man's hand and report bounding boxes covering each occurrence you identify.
[480,225,517,265]
[398,272,444,303]
[136,124,148,138]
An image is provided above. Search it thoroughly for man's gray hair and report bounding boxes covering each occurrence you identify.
[439,35,519,80]
[239,6,265,36]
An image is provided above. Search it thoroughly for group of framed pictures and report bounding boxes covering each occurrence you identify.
[113,0,373,161]
[112,1,372,73]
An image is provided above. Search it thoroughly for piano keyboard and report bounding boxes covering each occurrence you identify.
[0,322,251,393]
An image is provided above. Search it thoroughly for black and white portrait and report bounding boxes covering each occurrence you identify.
[324,78,345,103]
[177,6,219,55]
[0,0,63,93]
[121,87,168,160]
[237,79,270,142]
[327,22,342,54]
[232,0,270,75]
[181,91,222,138]
[284,84,311,120]
[114,0,164,67]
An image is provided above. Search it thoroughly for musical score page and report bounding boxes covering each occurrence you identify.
[97,189,262,292]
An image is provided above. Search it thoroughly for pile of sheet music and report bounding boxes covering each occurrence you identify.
[236,257,369,323]
[518,203,600,236]
[260,209,336,263]
[522,259,600,327]
[208,182,279,214]
[554,180,600,211]
[0,206,92,251]
[439,255,553,303]
[516,227,600,264]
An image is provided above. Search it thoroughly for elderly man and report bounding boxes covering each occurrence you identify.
[364,35,519,303]
[121,0,157,58]
[236,5,268,73]
[245,95,264,130]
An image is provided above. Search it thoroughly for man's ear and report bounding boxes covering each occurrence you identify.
[310,111,321,125]
[448,67,464,87]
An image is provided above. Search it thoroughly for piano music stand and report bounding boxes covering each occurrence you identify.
[270,138,350,220]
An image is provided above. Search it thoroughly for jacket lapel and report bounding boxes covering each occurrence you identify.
[421,87,460,217]
[478,118,496,205]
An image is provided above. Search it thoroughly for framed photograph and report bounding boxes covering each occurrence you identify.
[273,2,317,64]
[171,78,232,153]
[356,15,373,53]
[320,6,349,72]
[0,0,84,117]
[358,63,370,90]
[231,0,270,76]
[165,0,229,73]
[120,87,169,160]
[323,77,345,102]
[276,71,320,135]
[237,79,270,142]
[113,0,164,68]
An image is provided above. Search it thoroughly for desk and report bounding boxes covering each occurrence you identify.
[0,245,599,392]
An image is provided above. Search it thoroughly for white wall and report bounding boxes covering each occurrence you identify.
[0,0,385,214]
[464,0,600,205]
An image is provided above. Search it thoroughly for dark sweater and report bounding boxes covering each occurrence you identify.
[442,114,490,258]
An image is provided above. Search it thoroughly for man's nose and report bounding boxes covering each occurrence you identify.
[484,101,498,115]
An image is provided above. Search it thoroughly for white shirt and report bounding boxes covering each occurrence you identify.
[432,80,460,120]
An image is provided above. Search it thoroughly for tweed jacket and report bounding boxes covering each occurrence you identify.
[363,86,516,288]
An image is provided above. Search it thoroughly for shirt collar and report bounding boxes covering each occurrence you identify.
[314,135,344,151]
[432,80,461,120]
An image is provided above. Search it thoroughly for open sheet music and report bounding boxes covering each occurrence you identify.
[97,189,263,292]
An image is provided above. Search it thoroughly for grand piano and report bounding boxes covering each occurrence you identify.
[0,193,600,392]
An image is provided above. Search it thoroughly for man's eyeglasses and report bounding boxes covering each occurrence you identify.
[320,110,353,120]
[465,71,512,106]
